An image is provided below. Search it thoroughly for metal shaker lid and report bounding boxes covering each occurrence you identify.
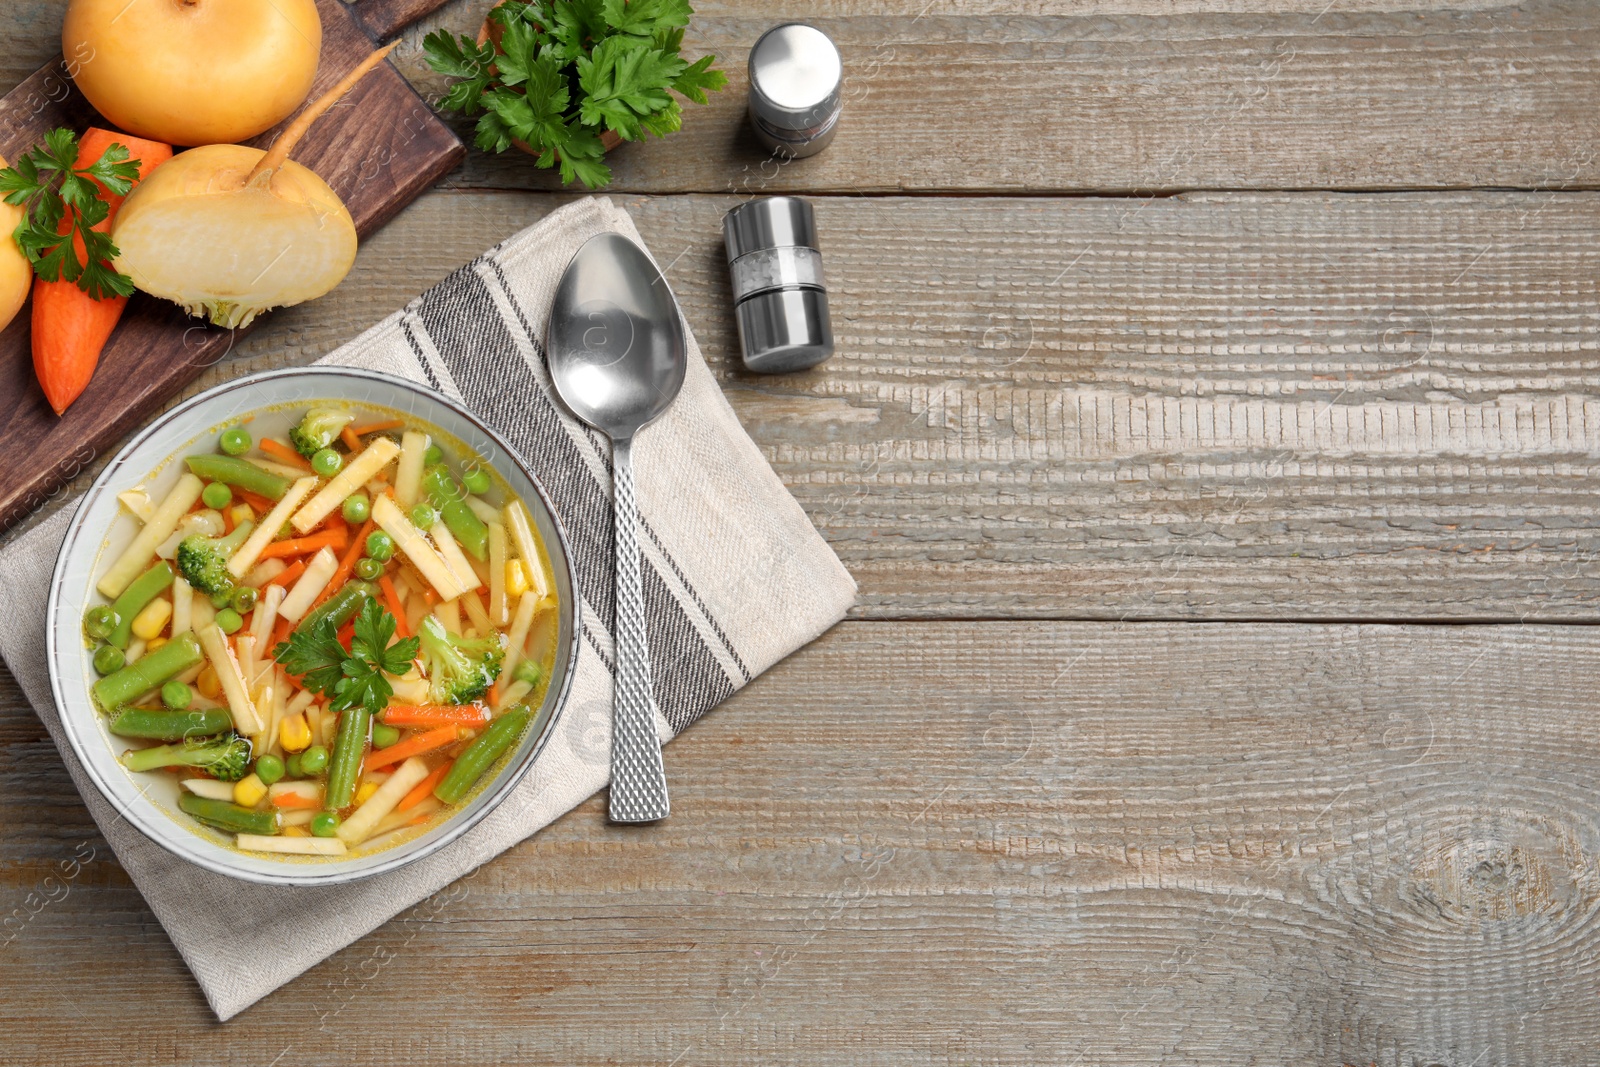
[747,24,842,133]
[723,196,819,260]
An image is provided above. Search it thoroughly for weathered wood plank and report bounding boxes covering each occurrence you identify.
[390,0,1600,194]
[15,188,1594,621]
[6,620,1600,1062]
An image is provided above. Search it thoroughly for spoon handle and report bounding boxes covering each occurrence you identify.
[607,439,670,822]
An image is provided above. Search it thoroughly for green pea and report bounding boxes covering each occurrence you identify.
[299,744,330,775]
[219,427,252,456]
[371,722,401,748]
[254,753,286,786]
[311,448,343,477]
[83,604,118,642]
[215,607,243,635]
[200,481,232,510]
[161,680,192,710]
[341,493,370,524]
[311,811,341,838]
[354,557,383,581]
[285,753,304,778]
[423,443,443,465]
[92,644,126,676]
[409,503,438,530]
[461,462,492,496]
[230,586,259,614]
[364,530,395,562]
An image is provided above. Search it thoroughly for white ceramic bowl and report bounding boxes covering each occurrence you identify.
[46,367,580,886]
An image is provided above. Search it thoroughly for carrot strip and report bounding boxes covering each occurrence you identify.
[378,575,409,638]
[221,507,235,535]
[397,761,452,811]
[271,615,292,650]
[272,792,320,810]
[349,419,404,436]
[364,725,459,770]
[255,527,347,560]
[266,559,306,590]
[259,438,313,470]
[382,704,491,728]
[237,488,276,514]
[311,516,375,612]
[339,425,362,452]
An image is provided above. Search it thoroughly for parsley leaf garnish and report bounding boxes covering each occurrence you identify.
[273,600,419,716]
[0,128,140,300]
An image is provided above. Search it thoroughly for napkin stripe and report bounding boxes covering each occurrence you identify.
[408,268,735,730]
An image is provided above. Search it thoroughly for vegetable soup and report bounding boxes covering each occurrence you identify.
[82,404,558,858]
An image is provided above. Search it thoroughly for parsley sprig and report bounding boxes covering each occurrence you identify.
[423,0,727,188]
[273,600,420,716]
[0,128,140,300]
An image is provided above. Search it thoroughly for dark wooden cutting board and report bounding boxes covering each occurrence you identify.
[0,0,464,532]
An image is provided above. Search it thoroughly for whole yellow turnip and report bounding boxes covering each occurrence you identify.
[63,0,322,147]
[0,157,29,334]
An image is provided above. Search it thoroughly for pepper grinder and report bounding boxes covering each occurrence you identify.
[746,23,843,159]
[723,196,833,373]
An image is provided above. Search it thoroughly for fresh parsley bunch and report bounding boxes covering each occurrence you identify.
[0,128,140,300]
[274,600,421,717]
[423,0,727,188]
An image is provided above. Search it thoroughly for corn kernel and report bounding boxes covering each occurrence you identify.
[130,597,172,641]
[506,560,529,598]
[197,665,222,700]
[146,637,168,652]
[279,712,312,753]
[229,503,255,526]
[282,825,309,837]
[354,780,381,805]
[233,773,268,808]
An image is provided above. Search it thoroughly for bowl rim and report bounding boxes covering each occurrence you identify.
[45,366,583,887]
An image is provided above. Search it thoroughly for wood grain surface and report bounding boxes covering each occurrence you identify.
[0,0,464,530]
[7,621,1600,1064]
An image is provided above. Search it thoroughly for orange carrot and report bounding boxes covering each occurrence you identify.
[259,438,312,470]
[378,574,409,638]
[255,527,347,561]
[382,704,491,728]
[271,615,293,649]
[265,559,306,590]
[220,507,236,535]
[310,516,375,613]
[339,425,362,452]
[397,761,452,811]
[236,488,277,514]
[271,792,320,810]
[31,129,173,415]
[364,725,459,770]
[349,419,404,436]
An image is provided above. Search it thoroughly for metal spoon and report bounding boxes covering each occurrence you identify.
[546,233,687,822]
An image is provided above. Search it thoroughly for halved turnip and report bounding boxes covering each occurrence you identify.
[111,45,395,330]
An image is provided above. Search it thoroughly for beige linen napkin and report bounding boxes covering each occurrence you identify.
[0,196,856,1019]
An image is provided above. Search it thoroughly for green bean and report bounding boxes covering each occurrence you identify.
[324,706,370,811]
[106,561,173,649]
[292,580,375,637]
[92,632,204,712]
[433,706,530,805]
[110,706,232,741]
[183,454,290,500]
[424,465,489,560]
[178,793,279,835]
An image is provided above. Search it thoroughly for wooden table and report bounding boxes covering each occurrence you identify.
[4,0,1600,1061]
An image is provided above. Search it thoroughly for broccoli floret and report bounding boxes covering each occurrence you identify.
[417,615,504,705]
[512,658,543,687]
[289,407,356,457]
[120,732,253,781]
[175,521,255,597]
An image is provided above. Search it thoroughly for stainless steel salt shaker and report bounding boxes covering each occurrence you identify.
[723,197,833,373]
[746,24,842,158]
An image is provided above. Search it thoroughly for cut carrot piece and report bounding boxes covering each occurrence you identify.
[397,761,452,811]
[349,419,404,436]
[259,438,313,470]
[364,725,459,770]
[265,559,306,590]
[271,792,320,810]
[255,527,348,561]
[236,488,276,514]
[378,574,409,638]
[382,704,491,728]
[339,425,362,452]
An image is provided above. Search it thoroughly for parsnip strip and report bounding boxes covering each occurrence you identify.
[250,583,284,647]
[393,430,429,509]
[117,487,156,523]
[236,834,346,856]
[372,495,466,600]
[276,546,338,623]
[461,586,493,636]
[433,599,461,635]
[291,437,401,534]
[430,521,483,594]
[501,590,540,683]
[181,779,235,800]
[487,522,508,626]
[243,558,286,588]
[503,501,549,599]
[227,475,318,577]
[171,576,193,635]
[98,473,203,597]
[495,678,532,712]
[337,757,430,845]
[197,625,264,735]
[463,495,499,524]
[250,457,315,480]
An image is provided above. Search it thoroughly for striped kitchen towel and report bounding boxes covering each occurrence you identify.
[0,196,856,1019]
